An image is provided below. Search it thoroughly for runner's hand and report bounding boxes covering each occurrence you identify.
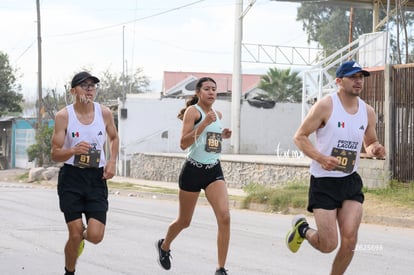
[73,141,91,155]
[103,161,116,179]
[222,128,232,139]
[320,155,339,171]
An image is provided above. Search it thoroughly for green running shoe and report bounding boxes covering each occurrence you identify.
[78,239,85,257]
[286,215,307,253]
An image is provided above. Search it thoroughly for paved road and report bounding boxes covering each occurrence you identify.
[1,182,413,275]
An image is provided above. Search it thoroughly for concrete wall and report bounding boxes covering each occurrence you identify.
[117,95,302,159]
[358,157,387,188]
[129,153,387,189]
[120,95,388,189]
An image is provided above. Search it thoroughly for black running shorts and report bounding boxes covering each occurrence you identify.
[57,164,108,224]
[307,172,364,212]
[179,159,225,192]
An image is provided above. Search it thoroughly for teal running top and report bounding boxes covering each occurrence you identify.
[187,104,223,164]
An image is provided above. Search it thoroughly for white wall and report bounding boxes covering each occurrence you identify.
[117,94,302,167]
[240,102,301,154]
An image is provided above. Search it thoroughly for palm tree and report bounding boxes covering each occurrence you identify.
[258,67,302,102]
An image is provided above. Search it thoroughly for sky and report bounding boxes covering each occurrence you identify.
[1,0,316,101]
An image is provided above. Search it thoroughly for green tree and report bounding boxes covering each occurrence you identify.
[27,122,53,166]
[388,8,414,63]
[0,51,24,116]
[297,4,374,56]
[96,67,150,103]
[42,88,68,119]
[26,89,71,167]
[296,3,414,63]
[258,67,302,103]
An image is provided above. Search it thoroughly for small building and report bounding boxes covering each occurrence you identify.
[0,117,54,169]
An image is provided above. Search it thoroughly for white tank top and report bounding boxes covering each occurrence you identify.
[63,102,107,168]
[310,93,368,177]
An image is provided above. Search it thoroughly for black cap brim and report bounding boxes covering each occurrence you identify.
[342,69,370,77]
[71,72,100,88]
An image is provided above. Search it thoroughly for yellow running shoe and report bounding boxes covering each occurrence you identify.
[286,215,308,253]
[78,239,85,257]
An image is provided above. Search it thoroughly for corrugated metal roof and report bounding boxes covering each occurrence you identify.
[271,0,414,10]
[0,116,14,122]
[162,71,262,96]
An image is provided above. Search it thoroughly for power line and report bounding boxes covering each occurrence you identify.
[13,40,36,64]
[47,0,206,38]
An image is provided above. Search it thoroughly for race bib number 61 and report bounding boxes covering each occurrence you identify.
[74,148,101,168]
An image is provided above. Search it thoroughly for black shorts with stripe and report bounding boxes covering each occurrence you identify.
[179,158,225,192]
[307,172,364,212]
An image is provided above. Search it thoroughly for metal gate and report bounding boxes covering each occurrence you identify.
[391,64,414,182]
[363,64,414,182]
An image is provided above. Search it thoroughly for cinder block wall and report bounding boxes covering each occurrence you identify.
[358,158,387,188]
[130,153,387,189]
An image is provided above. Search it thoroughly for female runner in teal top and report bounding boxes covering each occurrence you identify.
[156,77,232,275]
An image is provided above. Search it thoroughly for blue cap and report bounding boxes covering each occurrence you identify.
[336,60,370,78]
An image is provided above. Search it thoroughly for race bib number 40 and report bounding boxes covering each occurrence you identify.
[74,148,101,168]
[331,148,356,174]
[205,132,222,153]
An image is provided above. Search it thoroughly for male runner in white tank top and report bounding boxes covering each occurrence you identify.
[286,60,385,275]
[51,71,119,275]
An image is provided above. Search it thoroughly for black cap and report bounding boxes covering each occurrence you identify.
[336,60,370,78]
[71,71,100,88]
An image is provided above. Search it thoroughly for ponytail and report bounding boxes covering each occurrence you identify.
[177,95,198,120]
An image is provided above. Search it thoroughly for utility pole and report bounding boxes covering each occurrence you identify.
[36,0,43,166]
[122,26,127,176]
[348,6,354,53]
[231,0,243,154]
[36,0,42,129]
[231,0,255,154]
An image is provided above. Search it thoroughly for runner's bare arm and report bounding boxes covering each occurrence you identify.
[180,106,209,150]
[102,105,119,179]
[294,97,339,170]
[364,104,385,158]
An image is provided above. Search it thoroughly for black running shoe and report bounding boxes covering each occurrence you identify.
[156,239,171,270]
[215,267,228,275]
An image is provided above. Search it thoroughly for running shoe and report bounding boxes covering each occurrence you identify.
[215,267,228,275]
[78,223,86,257]
[156,239,171,270]
[78,239,85,257]
[286,215,308,253]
